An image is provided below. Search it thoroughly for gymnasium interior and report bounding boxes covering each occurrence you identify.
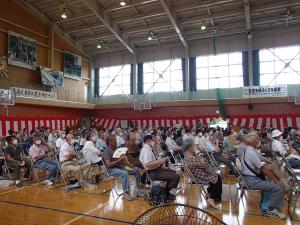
[0,0,300,224]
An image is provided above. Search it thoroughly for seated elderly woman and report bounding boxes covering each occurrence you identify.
[184,139,222,208]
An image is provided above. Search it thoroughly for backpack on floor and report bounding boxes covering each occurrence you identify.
[148,184,168,206]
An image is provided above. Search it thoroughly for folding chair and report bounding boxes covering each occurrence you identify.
[1,154,13,181]
[183,161,208,204]
[230,161,261,214]
[279,155,300,219]
[99,157,124,197]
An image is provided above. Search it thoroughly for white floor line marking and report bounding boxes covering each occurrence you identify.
[0,185,31,195]
[62,202,109,225]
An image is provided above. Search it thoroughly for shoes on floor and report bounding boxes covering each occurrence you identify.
[264,209,287,220]
[167,193,176,201]
[43,180,54,186]
[123,193,134,201]
[206,198,217,209]
[15,181,22,187]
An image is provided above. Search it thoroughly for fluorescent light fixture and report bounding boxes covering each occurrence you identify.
[61,12,67,19]
[201,24,206,30]
[97,43,102,49]
[120,1,126,6]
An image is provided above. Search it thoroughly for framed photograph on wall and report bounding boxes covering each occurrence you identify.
[63,51,82,80]
[40,66,64,88]
[8,31,37,70]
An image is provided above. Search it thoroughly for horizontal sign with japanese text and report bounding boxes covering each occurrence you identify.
[243,85,287,98]
[10,87,57,100]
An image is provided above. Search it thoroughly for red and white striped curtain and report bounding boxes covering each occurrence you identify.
[0,115,80,137]
[90,114,300,130]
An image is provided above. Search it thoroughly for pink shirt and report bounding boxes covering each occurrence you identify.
[29,144,48,162]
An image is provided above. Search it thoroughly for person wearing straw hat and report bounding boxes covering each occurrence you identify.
[271,129,300,169]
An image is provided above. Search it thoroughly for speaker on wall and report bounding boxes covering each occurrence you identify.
[248,103,253,110]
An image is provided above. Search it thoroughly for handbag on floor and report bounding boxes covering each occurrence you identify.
[148,184,167,206]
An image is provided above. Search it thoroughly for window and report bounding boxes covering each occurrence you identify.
[260,45,300,85]
[196,52,243,89]
[143,59,183,93]
[99,64,131,96]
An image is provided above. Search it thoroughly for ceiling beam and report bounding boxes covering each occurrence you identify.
[160,0,188,48]
[14,0,90,59]
[81,0,135,54]
[244,0,251,31]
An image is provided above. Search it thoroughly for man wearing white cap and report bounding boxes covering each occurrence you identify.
[271,129,300,169]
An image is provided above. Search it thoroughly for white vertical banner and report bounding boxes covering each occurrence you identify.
[143,120,147,128]
[266,118,271,128]
[57,120,61,130]
[103,119,109,128]
[28,121,32,132]
[185,119,190,127]
[155,120,159,127]
[52,120,56,130]
[172,120,176,127]
[40,120,44,127]
[257,118,263,130]
[71,119,75,126]
[166,120,170,127]
[206,118,210,124]
[114,120,119,128]
[62,120,66,129]
[192,119,196,127]
[0,120,2,137]
[46,120,50,128]
[21,121,25,130]
[137,120,141,129]
[5,121,10,135]
[161,120,165,127]
[14,121,18,132]
[249,118,254,128]
[296,118,300,128]
[179,120,183,126]
[287,117,292,127]
[34,120,38,129]
[240,118,246,127]
[109,119,115,129]
[279,118,284,131]
[66,120,70,126]
[272,118,277,128]
[232,118,238,126]
[98,119,103,126]
[148,120,153,128]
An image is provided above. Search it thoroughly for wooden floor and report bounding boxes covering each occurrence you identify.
[0,177,299,225]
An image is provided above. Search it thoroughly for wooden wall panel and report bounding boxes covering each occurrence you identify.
[0,0,90,103]
[93,102,300,119]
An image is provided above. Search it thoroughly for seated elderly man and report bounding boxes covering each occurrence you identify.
[184,138,222,208]
[29,134,58,186]
[241,133,286,219]
[5,136,31,187]
[60,134,95,189]
[103,135,141,201]
[140,135,180,201]
[56,130,66,151]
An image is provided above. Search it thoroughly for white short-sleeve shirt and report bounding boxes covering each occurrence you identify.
[59,143,75,162]
[139,144,156,170]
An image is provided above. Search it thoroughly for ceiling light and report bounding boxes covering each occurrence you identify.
[61,9,67,19]
[97,43,102,49]
[148,36,153,41]
[201,24,206,30]
[120,1,126,6]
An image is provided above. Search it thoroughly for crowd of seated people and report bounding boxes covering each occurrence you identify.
[0,123,300,220]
